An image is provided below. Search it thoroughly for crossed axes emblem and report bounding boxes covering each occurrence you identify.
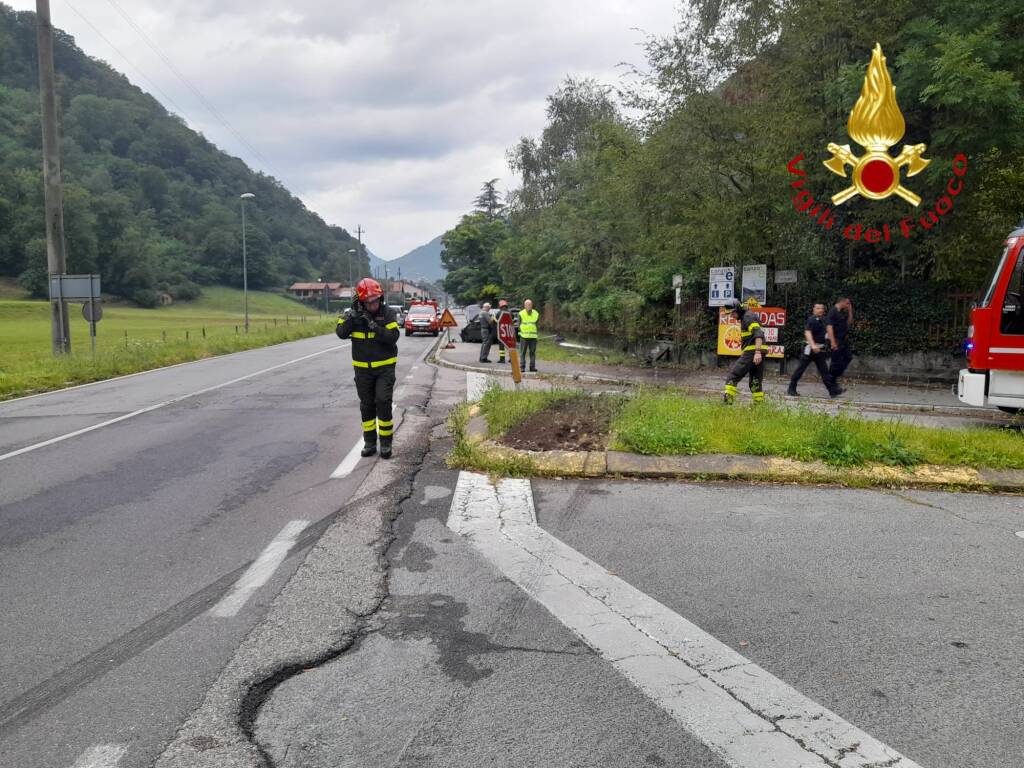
[824,142,930,206]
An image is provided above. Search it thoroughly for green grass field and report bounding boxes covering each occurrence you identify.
[0,286,334,400]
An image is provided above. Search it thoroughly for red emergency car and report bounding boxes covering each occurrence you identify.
[404,300,441,337]
[958,222,1024,413]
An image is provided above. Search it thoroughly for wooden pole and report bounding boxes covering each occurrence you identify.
[36,0,70,355]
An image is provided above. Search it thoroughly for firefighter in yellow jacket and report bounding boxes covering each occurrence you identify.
[336,278,401,458]
[722,298,765,405]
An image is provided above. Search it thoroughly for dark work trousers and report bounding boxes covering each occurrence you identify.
[354,365,395,445]
[724,351,765,403]
[520,338,537,371]
[479,325,494,361]
[498,339,506,362]
[789,351,836,394]
[828,345,853,380]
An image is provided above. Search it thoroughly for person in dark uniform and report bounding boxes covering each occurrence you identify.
[478,302,495,362]
[496,299,511,363]
[826,297,854,382]
[787,303,845,398]
[722,298,765,404]
[336,278,400,459]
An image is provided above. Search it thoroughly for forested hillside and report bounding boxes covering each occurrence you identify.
[0,4,366,305]
[443,0,1024,351]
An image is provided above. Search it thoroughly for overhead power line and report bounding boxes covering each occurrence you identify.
[61,0,192,121]
[102,0,271,168]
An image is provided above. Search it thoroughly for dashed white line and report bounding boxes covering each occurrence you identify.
[69,744,127,768]
[0,345,348,464]
[330,439,366,479]
[448,471,922,768]
[209,520,309,618]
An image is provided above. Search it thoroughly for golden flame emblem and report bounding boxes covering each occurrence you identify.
[824,44,929,206]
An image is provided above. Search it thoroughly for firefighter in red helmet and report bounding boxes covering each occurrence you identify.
[496,299,511,364]
[336,278,401,458]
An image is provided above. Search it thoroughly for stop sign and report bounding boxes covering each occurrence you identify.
[497,312,517,349]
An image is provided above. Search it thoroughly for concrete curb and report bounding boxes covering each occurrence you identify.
[432,347,1009,422]
[464,439,1024,494]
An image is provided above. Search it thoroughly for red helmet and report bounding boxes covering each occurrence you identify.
[355,278,383,302]
[498,299,509,308]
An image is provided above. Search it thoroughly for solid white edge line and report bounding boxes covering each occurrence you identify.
[331,439,366,479]
[0,345,348,464]
[69,743,128,768]
[447,471,922,768]
[209,520,309,618]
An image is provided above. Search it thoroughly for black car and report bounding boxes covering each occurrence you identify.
[460,306,520,343]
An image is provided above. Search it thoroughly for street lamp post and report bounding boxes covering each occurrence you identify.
[240,192,255,333]
[347,248,356,296]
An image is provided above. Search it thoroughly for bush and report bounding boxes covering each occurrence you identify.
[168,282,202,301]
[132,288,160,308]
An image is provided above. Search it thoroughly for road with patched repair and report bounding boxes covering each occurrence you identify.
[2,334,1021,768]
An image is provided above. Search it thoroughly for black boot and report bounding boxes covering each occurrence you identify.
[360,435,377,457]
[379,435,393,459]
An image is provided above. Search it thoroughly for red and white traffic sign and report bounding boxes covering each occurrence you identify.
[497,312,517,349]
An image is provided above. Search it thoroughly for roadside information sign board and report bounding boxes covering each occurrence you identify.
[742,265,767,303]
[775,269,798,284]
[717,306,786,358]
[708,267,735,306]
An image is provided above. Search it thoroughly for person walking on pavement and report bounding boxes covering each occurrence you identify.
[496,299,511,364]
[478,302,496,362]
[518,299,540,373]
[826,297,854,383]
[787,303,845,398]
[336,278,401,459]
[722,298,765,404]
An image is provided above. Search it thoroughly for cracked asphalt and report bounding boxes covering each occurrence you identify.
[6,330,1020,767]
[252,365,729,768]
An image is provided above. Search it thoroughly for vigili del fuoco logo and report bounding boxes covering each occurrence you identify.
[786,43,968,242]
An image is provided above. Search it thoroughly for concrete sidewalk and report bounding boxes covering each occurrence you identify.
[438,338,1009,423]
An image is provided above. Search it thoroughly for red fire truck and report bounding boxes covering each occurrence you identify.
[958,223,1024,414]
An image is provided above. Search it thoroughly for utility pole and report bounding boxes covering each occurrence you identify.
[36,0,70,355]
[240,193,255,332]
[355,224,365,277]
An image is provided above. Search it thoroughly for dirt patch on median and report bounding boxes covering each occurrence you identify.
[498,396,619,451]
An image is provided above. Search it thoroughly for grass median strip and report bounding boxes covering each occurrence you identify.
[452,386,1024,477]
[611,389,1024,470]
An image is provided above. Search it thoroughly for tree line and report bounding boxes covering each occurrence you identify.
[0,4,366,306]
[442,0,1024,352]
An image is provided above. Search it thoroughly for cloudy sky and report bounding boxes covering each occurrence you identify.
[12,0,681,258]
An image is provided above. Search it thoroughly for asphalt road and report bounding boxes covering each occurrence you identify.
[0,331,437,768]
[534,480,1024,768]
[252,367,1024,768]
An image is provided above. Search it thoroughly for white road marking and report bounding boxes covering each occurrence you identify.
[466,371,490,401]
[394,386,407,400]
[404,373,414,380]
[331,439,366,479]
[1016,531,1024,539]
[209,520,309,617]
[69,744,127,768]
[0,345,348,464]
[448,471,922,768]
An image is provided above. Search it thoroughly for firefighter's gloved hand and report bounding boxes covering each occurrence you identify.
[367,319,379,332]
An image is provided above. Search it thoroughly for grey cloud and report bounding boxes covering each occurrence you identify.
[10,0,678,257]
